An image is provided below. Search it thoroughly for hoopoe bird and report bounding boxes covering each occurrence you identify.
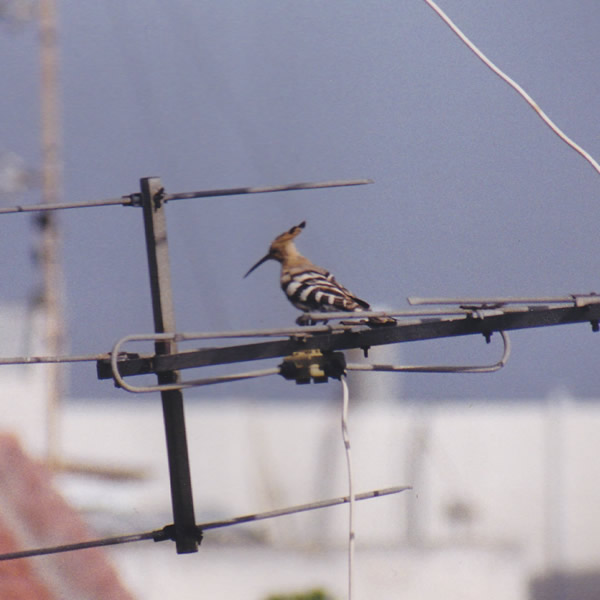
[244,221,395,326]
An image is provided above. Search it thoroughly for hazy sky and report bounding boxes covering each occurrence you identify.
[1,1,599,401]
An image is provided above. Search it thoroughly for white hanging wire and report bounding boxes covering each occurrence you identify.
[423,0,600,177]
[341,375,355,600]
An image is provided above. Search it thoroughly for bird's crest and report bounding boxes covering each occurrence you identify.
[271,221,305,247]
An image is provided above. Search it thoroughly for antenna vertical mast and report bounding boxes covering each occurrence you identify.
[39,0,65,466]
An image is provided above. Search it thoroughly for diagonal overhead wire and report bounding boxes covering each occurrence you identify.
[423,0,600,177]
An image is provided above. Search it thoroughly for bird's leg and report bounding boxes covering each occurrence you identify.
[296,313,312,326]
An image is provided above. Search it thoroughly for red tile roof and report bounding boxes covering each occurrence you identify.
[0,434,136,600]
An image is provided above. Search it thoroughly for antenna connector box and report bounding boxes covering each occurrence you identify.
[279,350,346,384]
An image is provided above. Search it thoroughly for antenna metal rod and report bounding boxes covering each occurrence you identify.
[164,178,373,201]
[0,485,409,561]
[0,178,372,214]
[98,302,600,380]
[140,177,198,554]
[407,295,600,306]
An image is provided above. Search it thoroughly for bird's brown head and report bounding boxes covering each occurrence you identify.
[244,221,306,277]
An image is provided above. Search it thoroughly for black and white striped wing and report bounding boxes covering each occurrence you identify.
[282,269,370,313]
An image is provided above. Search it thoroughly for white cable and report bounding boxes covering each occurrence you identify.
[423,0,600,177]
[340,375,355,600]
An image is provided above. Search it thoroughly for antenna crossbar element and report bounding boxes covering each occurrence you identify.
[97,301,600,381]
[0,485,409,561]
[0,178,372,215]
[346,330,510,374]
[408,294,600,308]
[164,178,373,202]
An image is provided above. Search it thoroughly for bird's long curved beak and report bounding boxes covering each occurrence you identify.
[244,253,271,278]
